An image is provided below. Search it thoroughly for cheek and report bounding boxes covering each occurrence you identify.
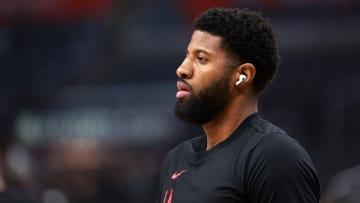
[191,76,210,95]
[192,70,216,88]
[191,62,227,92]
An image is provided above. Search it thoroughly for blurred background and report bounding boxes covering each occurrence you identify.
[0,0,359,202]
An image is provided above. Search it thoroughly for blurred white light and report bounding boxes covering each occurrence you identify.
[6,144,32,178]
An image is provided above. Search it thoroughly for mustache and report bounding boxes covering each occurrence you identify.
[178,78,192,91]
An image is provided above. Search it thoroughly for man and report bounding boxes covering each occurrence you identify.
[158,7,320,203]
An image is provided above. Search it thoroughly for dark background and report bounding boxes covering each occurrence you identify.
[0,0,359,202]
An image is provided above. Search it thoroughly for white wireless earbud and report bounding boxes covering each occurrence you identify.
[235,74,247,86]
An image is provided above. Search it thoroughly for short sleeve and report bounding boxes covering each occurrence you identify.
[245,133,320,203]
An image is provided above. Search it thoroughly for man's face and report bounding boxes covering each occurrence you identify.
[175,30,233,125]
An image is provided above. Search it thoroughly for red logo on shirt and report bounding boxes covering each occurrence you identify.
[171,169,188,180]
[163,189,173,203]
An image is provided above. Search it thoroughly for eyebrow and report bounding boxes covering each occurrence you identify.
[197,49,211,55]
[187,49,212,56]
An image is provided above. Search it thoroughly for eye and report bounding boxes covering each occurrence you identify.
[197,56,208,64]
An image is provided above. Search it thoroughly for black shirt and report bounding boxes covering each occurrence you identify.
[158,113,320,203]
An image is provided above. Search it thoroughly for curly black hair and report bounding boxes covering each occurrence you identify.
[194,8,280,92]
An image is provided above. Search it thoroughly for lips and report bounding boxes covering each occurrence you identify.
[176,81,190,99]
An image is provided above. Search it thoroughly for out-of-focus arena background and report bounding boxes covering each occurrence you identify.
[0,0,359,202]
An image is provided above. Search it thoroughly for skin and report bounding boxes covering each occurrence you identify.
[176,30,259,150]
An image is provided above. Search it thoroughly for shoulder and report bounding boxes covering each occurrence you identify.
[248,122,315,175]
[247,116,309,161]
[253,131,312,166]
[247,115,288,138]
[243,118,321,202]
[245,116,318,184]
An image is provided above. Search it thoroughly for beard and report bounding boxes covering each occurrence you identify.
[175,73,231,125]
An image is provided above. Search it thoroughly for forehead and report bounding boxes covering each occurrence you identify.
[187,30,225,56]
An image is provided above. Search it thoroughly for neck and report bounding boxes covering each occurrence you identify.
[202,96,258,150]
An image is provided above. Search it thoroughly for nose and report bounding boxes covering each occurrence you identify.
[176,58,193,79]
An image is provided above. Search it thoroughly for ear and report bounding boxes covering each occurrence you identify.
[233,63,256,87]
